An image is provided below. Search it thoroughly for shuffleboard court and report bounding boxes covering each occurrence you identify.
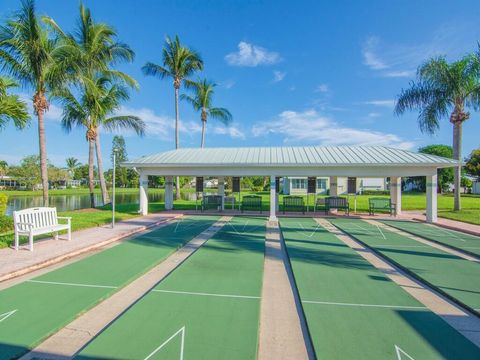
[330,218,480,312]
[76,217,266,360]
[280,217,480,359]
[0,216,219,360]
[379,219,480,257]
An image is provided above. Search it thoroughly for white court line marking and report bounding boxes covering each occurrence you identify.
[301,300,426,310]
[144,326,185,360]
[226,219,262,235]
[0,310,17,323]
[27,279,118,289]
[375,245,426,248]
[174,218,204,233]
[296,222,322,238]
[376,224,386,240]
[395,345,415,360]
[151,289,260,300]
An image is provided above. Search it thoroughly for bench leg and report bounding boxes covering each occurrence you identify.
[68,226,71,241]
[14,231,19,251]
[55,232,59,241]
[29,232,34,251]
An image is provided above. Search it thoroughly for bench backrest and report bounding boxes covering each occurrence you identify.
[13,207,58,231]
[369,197,391,207]
[203,195,222,205]
[326,196,348,207]
[242,195,262,205]
[284,196,304,206]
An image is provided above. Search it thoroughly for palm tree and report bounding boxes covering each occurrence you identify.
[44,3,137,205]
[0,160,8,177]
[0,0,68,206]
[181,79,232,147]
[0,76,29,130]
[57,75,144,207]
[142,35,203,199]
[395,54,480,211]
[65,157,79,177]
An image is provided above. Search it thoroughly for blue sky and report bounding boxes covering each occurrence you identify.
[1,0,480,168]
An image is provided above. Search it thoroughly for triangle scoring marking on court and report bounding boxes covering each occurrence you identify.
[0,309,17,323]
[395,345,415,360]
[144,326,185,360]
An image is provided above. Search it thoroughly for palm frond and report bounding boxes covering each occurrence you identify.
[102,115,145,136]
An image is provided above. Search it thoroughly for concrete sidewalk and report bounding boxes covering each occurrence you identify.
[400,211,480,236]
[0,213,181,282]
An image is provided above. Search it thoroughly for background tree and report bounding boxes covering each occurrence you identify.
[0,0,69,205]
[65,157,79,177]
[142,35,203,199]
[111,135,128,187]
[465,149,480,180]
[419,145,454,193]
[181,78,232,148]
[0,160,8,177]
[9,155,41,190]
[0,76,29,130]
[395,54,480,210]
[45,2,138,205]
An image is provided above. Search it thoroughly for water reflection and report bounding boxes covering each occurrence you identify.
[5,191,199,215]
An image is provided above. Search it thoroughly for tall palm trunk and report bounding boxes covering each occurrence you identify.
[88,139,95,208]
[174,84,181,200]
[201,119,206,148]
[95,133,110,205]
[453,120,463,211]
[37,110,49,206]
[34,92,49,206]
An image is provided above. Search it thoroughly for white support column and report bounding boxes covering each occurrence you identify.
[165,176,174,210]
[269,175,277,221]
[329,176,338,196]
[390,176,402,216]
[218,176,225,210]
[139,173,148,215]
[426,174,438,223]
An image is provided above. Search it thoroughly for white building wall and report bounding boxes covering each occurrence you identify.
[283,176,386,195]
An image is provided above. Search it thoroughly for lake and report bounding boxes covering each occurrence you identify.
[5,191,199,216]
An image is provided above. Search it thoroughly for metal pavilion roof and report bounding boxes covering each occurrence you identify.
[124,146,458,168]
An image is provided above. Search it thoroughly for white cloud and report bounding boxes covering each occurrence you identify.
[212,125,245,139]
[225,41,282,67]
[361,24,480,79]
[315,84,329,93]
[221,79,236,89]
[383,70,415,78]
[272,70,286,82]
[252,109,413,149]
[362,99,395,108]
[362,36,389,70]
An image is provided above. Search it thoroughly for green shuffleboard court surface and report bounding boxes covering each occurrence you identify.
[380,220,480,257]
[77,216,266,360]
[330,218,480,313]
[280,217,480,359]
[0,216,219,360]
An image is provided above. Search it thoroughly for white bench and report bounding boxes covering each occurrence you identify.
[13,207,72,251]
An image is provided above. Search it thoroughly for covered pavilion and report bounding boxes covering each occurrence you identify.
[123,145,459,223]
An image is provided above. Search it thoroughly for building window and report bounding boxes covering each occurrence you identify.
[292,179,307,189]
[317,178,327,190]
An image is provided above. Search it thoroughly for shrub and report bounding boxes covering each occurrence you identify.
[360,190,389,196]
[0,193,7,215]
[0,215,13,234]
